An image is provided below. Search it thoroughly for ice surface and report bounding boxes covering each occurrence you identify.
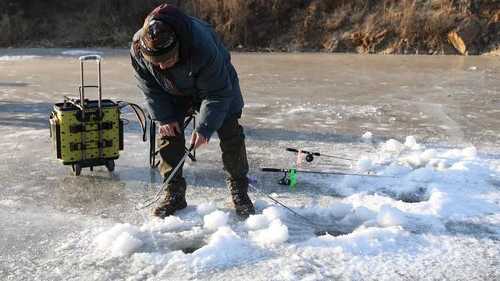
[61,50,103,56]
[1,51,499,280]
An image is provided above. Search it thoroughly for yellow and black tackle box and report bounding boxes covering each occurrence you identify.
[49,55,123,176]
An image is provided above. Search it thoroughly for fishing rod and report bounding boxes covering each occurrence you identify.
[136,145,194,210]
[248,182,339,231]
[286,147,355,162]
[261,167,396,188]
[149,114,197,169]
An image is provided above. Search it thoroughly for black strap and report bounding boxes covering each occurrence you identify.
[69,122,113,133]
[70,140,113,151]
[117,101,148,142]
[149,113,160,168]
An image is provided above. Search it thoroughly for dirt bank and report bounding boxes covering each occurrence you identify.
[1,0,498,55]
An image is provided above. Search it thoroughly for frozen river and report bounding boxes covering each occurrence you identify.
[0,49,499,280]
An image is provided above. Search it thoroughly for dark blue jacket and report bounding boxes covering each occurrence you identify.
[130,6,244,139]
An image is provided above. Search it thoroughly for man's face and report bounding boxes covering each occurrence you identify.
[152,49,179,70]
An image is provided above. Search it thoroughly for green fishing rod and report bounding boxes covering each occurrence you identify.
[261,167,396,189]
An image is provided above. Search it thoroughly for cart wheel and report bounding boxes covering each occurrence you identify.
[72,164,82,176]
[105,160,115,172]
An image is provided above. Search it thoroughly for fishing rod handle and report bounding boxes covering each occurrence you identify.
[261,168,287,172]
[286,147,320,156]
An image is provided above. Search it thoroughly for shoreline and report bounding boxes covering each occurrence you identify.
[1,47,499,57]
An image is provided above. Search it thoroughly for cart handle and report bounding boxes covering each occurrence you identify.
[79,55,102,62]
[78,54,103,160]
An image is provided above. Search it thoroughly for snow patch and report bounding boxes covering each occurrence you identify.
[404,136,422,150]
[0,199,19,207]
[140,216,189,232]
[377,205,408,227]
[254,199,271,210]
[250,219,289,245]
[111,232,144,257]
[61,50,103,56]
[0,55,41,61]
[362,131,373,140]
[356,157,373,172]
[196,202,217,216]
[187,227,263,270]
[361,131,373,143]
[245,214,270,230]
[462,146,477,158]
[303,226,413,255]
[381,139,405,154]
[262,206,285,221]
[203,210,229,230]
[351,206,377,222]
[93,223,143,257]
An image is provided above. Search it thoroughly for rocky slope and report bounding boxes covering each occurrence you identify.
[191,0,499,55]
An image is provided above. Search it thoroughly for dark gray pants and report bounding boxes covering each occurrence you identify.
[158,117,249,189]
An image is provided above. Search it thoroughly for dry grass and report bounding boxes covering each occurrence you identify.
[368,0,463,53]
[0,0,496,53]
[0,0,168,47]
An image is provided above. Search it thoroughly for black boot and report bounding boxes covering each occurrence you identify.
[155,131,188,218]
[229,178,255,218]
[153,178,187,218]
[218,118,255,218]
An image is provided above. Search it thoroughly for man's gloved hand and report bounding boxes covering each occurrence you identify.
[190,131,208,149]
[159,121,181,137]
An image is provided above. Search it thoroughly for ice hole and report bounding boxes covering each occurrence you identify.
[445,221,498,239]
[397,187,430,203]
[167,236,206,254]
[181,245,203,254]
[314,228,349,237]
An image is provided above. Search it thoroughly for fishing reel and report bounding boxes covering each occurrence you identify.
[279,173,291,185]
[261,168,297,189]
[286,147,354,162]
[305,153,315,162]
[287,147,318,162]
[278,169,297,188]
